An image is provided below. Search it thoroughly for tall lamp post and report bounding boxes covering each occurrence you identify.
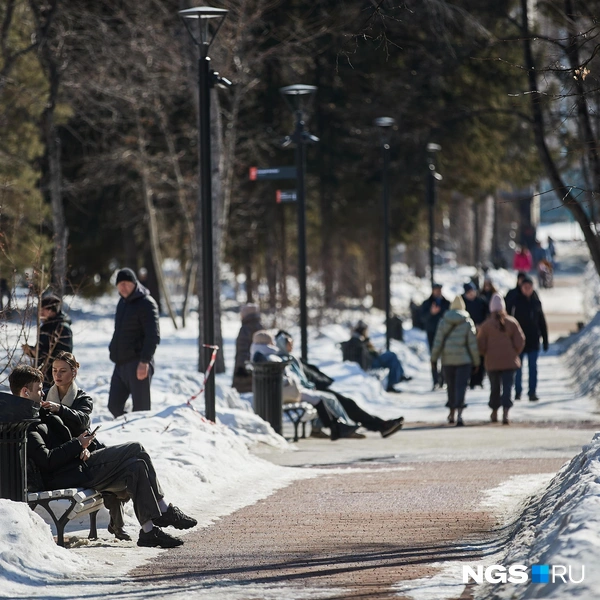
[374,117,395,351]
[179,6,228,423]
[280,84,318,363]
[426,143,442,289]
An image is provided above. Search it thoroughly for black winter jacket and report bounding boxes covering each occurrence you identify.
[109,283,160,365]
[508,293,548,352]
[54,387,94,436]
[420,296,451,336]
[27,411,89,491]
[462,294,489,326]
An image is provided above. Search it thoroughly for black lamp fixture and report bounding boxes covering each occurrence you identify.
[179,5,229,423]
[374,117,396,351]
[280,84,319,362]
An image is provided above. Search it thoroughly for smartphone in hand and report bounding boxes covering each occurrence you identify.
[88,425,101,437]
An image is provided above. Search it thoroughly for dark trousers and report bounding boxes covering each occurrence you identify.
[108,360,154,417]
[443,364,472,409]
[85,442,163,526]
[469,358,486,388]
[427,331,443,387]
[488,370,515,410]
[334,393,386,432]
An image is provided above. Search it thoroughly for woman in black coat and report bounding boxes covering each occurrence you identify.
[40,351,131,541]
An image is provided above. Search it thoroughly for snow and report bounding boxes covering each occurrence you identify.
[0,247,599,599]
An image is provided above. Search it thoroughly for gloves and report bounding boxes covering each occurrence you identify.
[543,342,549,352]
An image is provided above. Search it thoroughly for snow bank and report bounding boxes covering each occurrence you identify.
[476,432,600,599]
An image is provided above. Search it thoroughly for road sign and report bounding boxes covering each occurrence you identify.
[276,190,297,203]
[249,166,297,181]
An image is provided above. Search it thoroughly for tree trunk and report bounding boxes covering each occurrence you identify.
[520,0,600,274]
[136,117,178,329]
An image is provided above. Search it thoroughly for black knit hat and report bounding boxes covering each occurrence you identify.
[41,294,61,311]
[116,268,138,284]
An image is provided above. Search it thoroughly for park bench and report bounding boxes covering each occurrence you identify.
[28,487,104,547]
[283,402,317,442]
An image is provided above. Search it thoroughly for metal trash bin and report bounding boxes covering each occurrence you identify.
[0,391,39,502]
[251,360,289,435]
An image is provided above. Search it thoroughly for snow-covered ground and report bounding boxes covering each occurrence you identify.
[0,230,598,600]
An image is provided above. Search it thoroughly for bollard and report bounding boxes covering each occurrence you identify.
[251,360,289,435]
[0,392,39,502]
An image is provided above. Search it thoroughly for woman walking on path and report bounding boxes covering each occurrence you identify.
[477,294,525,425]
[431,296,480,427]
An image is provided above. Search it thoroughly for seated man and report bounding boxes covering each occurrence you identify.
[10,365,197,549]
[351,321,411,393]
[275,330,404,439]
[250,331,364,440]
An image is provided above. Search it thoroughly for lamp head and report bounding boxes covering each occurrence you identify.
[427,142,442,153]
[280,84,317,116]
[179,6,228,48]
[374,116,396,146]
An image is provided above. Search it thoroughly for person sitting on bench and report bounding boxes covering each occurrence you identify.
[250,331,363,440]
[275,330,404,439]
[351,321,411,393]
[10,365,197,549]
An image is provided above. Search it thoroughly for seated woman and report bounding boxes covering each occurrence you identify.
[40,351,133,542]
[351,321,411,393]
[250,331,363,440]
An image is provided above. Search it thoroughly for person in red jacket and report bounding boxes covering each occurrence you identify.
[512,246,533,272]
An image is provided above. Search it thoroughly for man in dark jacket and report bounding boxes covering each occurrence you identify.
[462,282,489,388]
[420,284,450,389]
[22,294,73,387]
[508,276,548,401]
[10,365,196,549]
[232,304,263,393]
[108,268,160,417]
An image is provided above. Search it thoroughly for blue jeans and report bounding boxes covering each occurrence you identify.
[515,350,539,397]
[372,351,404,389]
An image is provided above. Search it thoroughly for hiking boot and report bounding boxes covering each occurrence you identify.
[514,394,521,400]
[456,416,464,427]
[153,504,197,530]
[137,527,183,548]
[309,428,330,439]
[381,417,404,438]
[108,522,132,541]
[529,394,539,402]
[331,422,360,441]
[490,409,498,423]
[502,409,510,425]
[447,410,455,424]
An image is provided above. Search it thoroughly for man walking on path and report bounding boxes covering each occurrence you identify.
[420,283,450,389]
[108,268,160,417]
[462,282,488,389]
[506,276,548,401]
[232,304,263,393]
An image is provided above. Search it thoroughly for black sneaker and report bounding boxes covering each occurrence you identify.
[153,504,197,530]
[515,394,521,400]
[529,394,539,402]
[108,522,132,541]
[137,526,183,548]
[381,417,404,438]
[386,386,403,394]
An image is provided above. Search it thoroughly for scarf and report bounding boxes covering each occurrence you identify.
[46,381,79,408]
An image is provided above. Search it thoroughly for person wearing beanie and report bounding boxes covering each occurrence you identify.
[22,293,73,387]
[431,295,480,427]
[232,304,263,394]
[420,284,451,389]
[477,294,526,424]
[108,268,160,417]
[462,281,489,389]
[506,277,548,401]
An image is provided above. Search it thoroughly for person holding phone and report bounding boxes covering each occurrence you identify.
[11,365,196,549]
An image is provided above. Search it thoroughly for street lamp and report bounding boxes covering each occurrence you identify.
[374,117,396,351]
[426,143,442,289]
[280,84,319,363]
[179,6,229,423]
